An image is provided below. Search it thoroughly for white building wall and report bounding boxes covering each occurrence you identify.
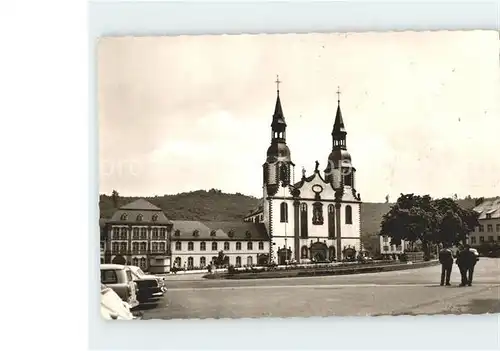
[269,196,361,260]
[468,218,500,246]
[171,240,270,268]
[380,236,406,254]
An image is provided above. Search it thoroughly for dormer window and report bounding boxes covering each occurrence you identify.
[228,230,235,238]
[193,230,200,237]
[245,231,251,239]
[174,229,181,237]
[120,213,128,221]
[136,214,143,221]
[152,214,159,222]
[486,213,492,219]
[210,230,216,237]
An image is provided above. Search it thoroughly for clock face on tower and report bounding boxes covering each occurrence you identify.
[312,184,323,194]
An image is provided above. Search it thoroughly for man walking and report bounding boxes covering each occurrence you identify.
[438,245,454,286]
[456,244,478,286]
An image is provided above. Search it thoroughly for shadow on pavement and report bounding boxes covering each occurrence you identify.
[457,298,500,314]
[132,298,162,311]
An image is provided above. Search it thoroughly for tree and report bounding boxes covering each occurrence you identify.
[111,190,120,209]
[380,194,439,260]
[381,195,481,258]
[438,210,463,246]
[213,250,228,268]
[433,197,479,245]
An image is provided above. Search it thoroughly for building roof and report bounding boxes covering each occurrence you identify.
[120,198,162,211]
[244,200,264,218]
[171,220,269,241]
[474,197,500,219]
[108,198,172,225]
[99,218,108,228]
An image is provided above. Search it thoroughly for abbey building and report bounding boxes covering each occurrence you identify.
[243,82,362,265]
[100,79,362,271]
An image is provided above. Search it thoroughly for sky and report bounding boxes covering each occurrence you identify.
[98,31,500,203]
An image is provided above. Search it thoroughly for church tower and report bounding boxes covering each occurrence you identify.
[324,87,356,192]
[263,76,294,197]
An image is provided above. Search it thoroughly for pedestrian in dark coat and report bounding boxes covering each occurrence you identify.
[456,244,478,286]
[438,245,453,286]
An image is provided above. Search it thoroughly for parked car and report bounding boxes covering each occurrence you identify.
[100,264,139,308]
[101,284,138,320]
[127,265,167,302]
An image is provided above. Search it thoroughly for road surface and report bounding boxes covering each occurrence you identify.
[137,258,500,319]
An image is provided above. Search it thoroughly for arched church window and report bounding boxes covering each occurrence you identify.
[300,203,308,239]
[280,202,288,223]
[328,204,335,238]
[345,205,353,224]
[312,202,324,225]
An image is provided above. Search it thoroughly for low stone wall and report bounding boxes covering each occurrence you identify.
[205,260,439,280]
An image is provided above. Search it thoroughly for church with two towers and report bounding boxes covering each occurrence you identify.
[244,78,362,265]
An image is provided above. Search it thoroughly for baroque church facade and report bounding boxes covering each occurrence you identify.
[244,82,362,265]
[101,80,362,271]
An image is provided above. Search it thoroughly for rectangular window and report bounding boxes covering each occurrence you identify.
[383,246,389,252]
[496,224,500,232]
[479,225,484,232]
[486,213,492,219]
[470,236,477,244]
[497,236,500,242]
[488,236,494,242]
[487,224,493,232]
[480,236,485,243]
[100,242,105,250]
[383,236,388,242]
[101,270,118,284]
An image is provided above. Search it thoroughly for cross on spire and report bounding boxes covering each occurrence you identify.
[275,75,282,92]
[336,86,341,103]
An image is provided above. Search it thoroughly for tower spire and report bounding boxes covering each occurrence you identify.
[271,74,286,137]
[332,86,346,136]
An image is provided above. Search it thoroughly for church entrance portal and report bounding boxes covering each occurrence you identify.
[277,248,291,265]
[310,242,328,262]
